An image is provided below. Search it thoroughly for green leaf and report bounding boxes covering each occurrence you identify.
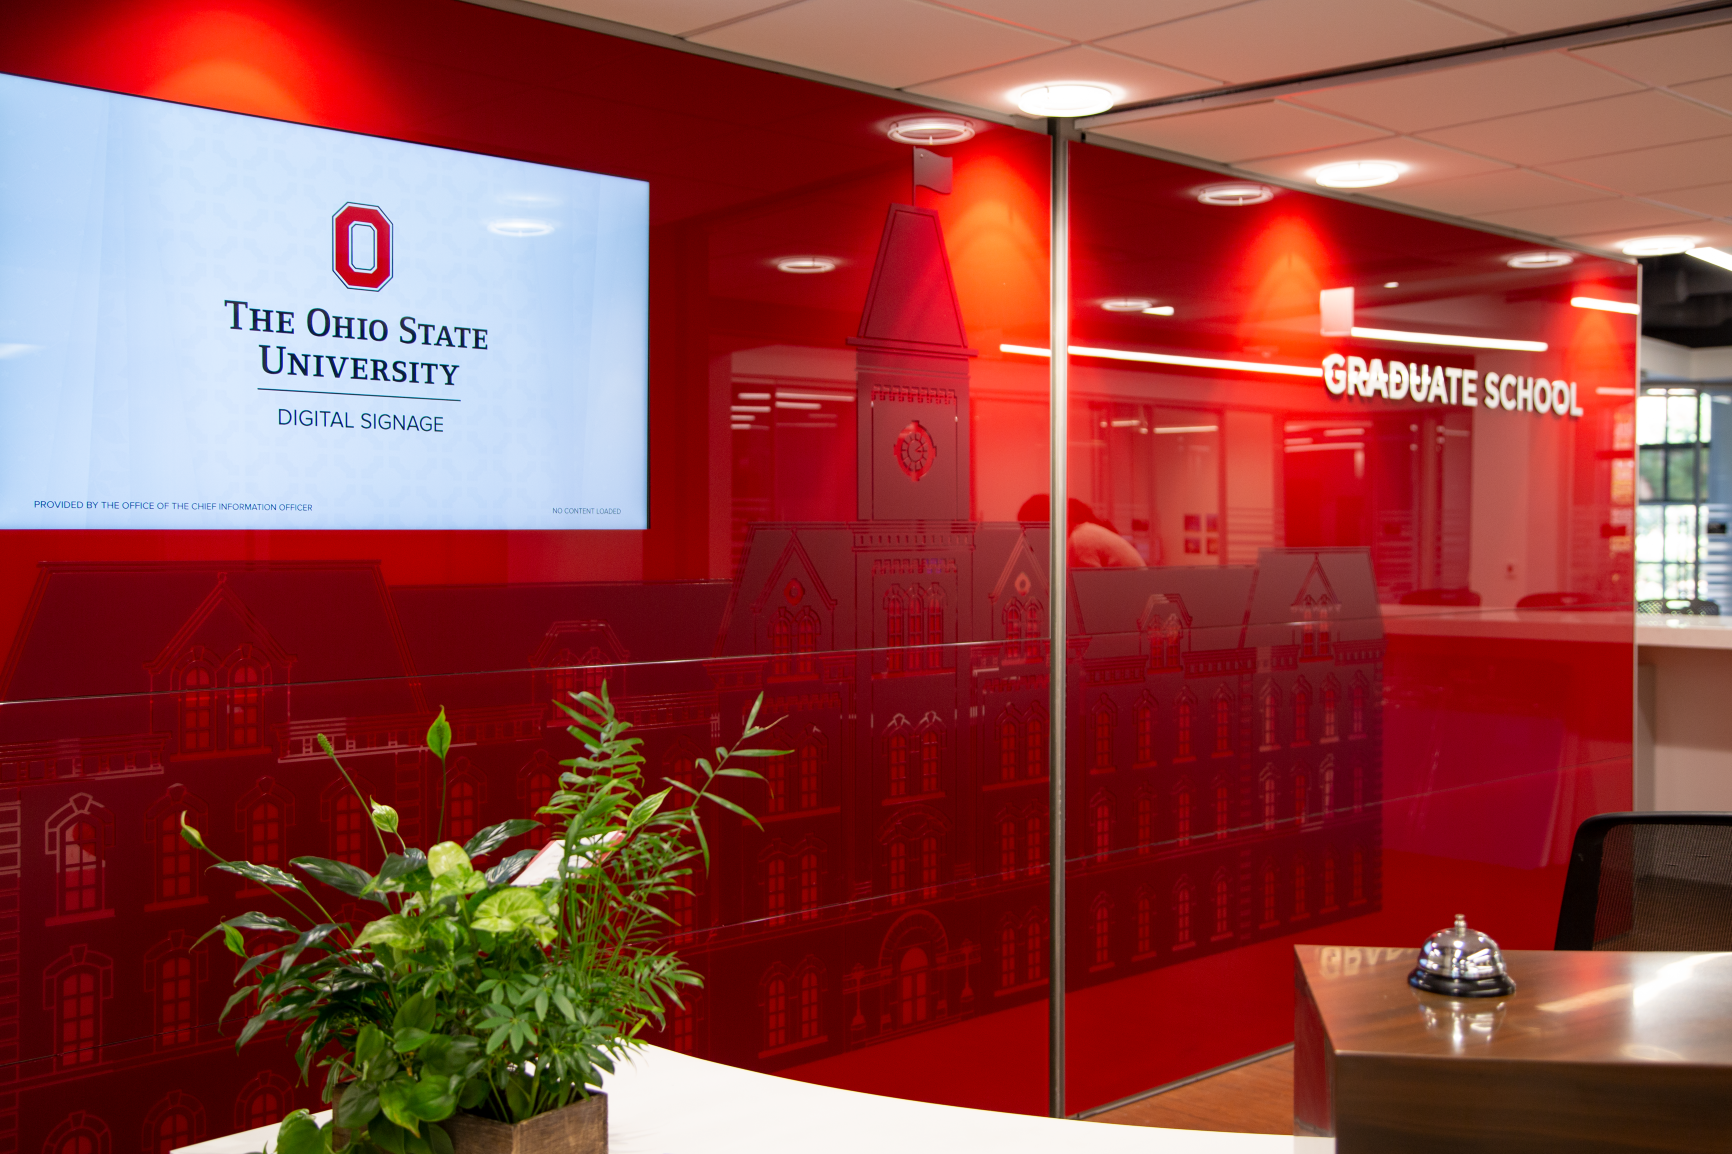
[334,1084,380,1129]
[214,860,308,892]
[407,1073,457,1123]
[426,1123,453,1154]
[483,849,536,886]
[505,1077,532,1123]
[354,915,424,952]
[366,851,430,895]
[426,842,470,879]
[457,1078,488,1110]
[277,1111,325,1154]
[291,856,376,899]
[228,911,299,934]
[378,1081,423,1135]
[178,812,210,854]
[368,1118,408,1154]
[356,1024,387,1065]
[463,819,541,859]
[370,798,400,834]
[472,889,555,941]
[392,1027,431,1053]
[222,923,246,958]
[394,992,436,1033]
[426,708,452,762]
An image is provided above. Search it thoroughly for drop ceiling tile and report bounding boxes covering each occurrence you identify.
[1543,137,1732,194]
[534,0,781,35]
[1289,51,1642,134]
[1235,133,1509,184]
[1573,24,1732,87]
[1646,181,1732,217]
[1098,0,1499,87]
[908,44,1216,111]
[1418,90,1732,166]
[1474,197,1705,236]
[936,0,1241,44]
[1368,167,1612,215]
[1098,101,1389,163]
[690,0,1064,89]
[1675,74,1732,115]
[1427,0,1682,36]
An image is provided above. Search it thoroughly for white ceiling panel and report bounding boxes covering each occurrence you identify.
[1099,101,1388,163]
[1675,74,1732,115]
[1647,181,1732,217]
[1561,220,1732,250]
[936,0,1241,44]
[1543,137,1732,194]
[1098,0,1499,87]
[1426,0,1685,36]
[1235,133,1508,185]
[907,44,1217,112]
[1418,90,1732,166]
[1474,197,1706,236]
[534,0,779,35]
[1288,51,1642,133]
[689,0,1064,89]
[1367,167,1611,215]
[1572,24,1732,87]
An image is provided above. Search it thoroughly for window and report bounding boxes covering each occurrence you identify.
[238,1073,292,1130]
[888,840,907,904]
[1003,600,1023,660]
[1092,897,1111,966]
[1261,771,1277,831]
[156,811,195,903]
[1262,863,1277,925]
[1294,858,1308,917]
[1091,797,1111,864]
[799,852,819,919]
[1294,772,1308,822]
[1176,697,1194,759]
[1174,882,1193,946]
[766,857,787,921]
[1353,761,1365,812]
[1636,389,1713,600]
[1135,892,1153,955]
[1093,702,1114,770]
[765,974,788,1049]
[1135,795,1153,853]
[798,968,821,1040]
[771,609,793,677]
[1135,698,1156,763]
[1292,683,1310,744]
[62,820,103,916]
[446,776,480,847]
[1213,692,1233,755]
[794,608,819,676]
[1321,762,1335,818]
[1322,684,1338,741]
[672,1000,696,1052]
[1026,811,1046,875]
[1214,782,1230,839]
[155,951,195,1047]
[1351,680,1367,738]
[1214,872,1232,938]
[921,586,944,669]
[997,712,1019,782]
[797,738,821,810]
[918,729,940,794]
[1024,919,1045,982]
[999,816,1018,877]
[766,752,788,814]
[229,660,264,748]
[1025,601,1043,652]
[999,924,1017,988]
[47,1117,107,1154]
[1175,783,1192,846]
[150,1108,195,1154]
[1025,710,1047,778]
[671,887,694,936]
[330,792,367,866]
[522,762,558,847]
[1351,846,1366,903]
[248,800,284,866]
[897,947,930,1026]
[1323,853,1337,909]
[58,967,100,1067]
[885,587,906,673]
[1262,689,1279,747]
[181,664,215,752]
[919,835,939,897]
[887,733,908,798]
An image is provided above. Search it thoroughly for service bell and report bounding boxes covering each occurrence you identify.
[1408,914,1516,998]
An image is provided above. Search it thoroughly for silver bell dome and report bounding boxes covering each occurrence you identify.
[1408,914,1516,998]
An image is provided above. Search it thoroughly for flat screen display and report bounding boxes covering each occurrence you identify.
[0,72,648,530]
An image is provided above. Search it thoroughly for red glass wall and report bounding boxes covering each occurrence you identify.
[0,0,1633,1146]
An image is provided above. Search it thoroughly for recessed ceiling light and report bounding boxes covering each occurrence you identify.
[1101,298,1153,312]
[488,220,554,236]
[775,256,837,274]
[1142,305,1175,316]
[887,116,975,145]
[1383,281,1399,288]
[1014,84,1115,118]
[1310,161,1403,189]
[1507,251,1574,269]
[1622,235,1698,256]
[1196,182,1274,206]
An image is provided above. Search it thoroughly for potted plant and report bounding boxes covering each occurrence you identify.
[184,686,782,1154]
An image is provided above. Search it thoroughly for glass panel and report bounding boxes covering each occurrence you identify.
[1636,394,1666,444]
[1638,447,1665,501]
[1666,446,1700,502]
[1667,394,1700,444]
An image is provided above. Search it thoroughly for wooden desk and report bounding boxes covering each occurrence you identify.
[1295,945,1732,1153]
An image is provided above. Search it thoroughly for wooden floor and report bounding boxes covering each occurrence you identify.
[1088,1049,1294,1136]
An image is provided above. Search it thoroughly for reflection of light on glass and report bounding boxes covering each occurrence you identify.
[1285,442,1364,453]
[1110,418,1143,427]
[1348,326,1546,352]
[775,257,837,274]
[731,405,771,414]
[488,220,555,236]
[0,344,39,359]
[1572,296,1640,315]
[1153,425,1218,434]
[737,392,770,401]
[1002,343,1322,379]
[1197,182,1273,206]
[775,400,820,410]
[778,390,853,402]
[887,116,974,145]
[1101,298,1153,312]
[1507,251,1574,269]
[1142,305,1175,316]
[1324,427,1365,436]
[1623,1042,1683,1061]
[1634,953,1724,1007]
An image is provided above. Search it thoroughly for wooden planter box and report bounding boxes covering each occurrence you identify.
[443,1093,607,1154]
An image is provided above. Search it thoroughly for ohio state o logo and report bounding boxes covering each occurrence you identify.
[332,203,393,291]
[894,420,936,481]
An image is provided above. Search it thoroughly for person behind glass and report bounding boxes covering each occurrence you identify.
[1017,495,1146,568]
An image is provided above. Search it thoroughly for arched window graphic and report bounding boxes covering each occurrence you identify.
[1174,780,1192,846]
[1213,870,1232,939]
[1261,687,1280,748]
[1260,769,1277,831]
[919,835,939,897]
[44,1113,110,1154]
[144,935,200,1048]
[1134,696,1156,764]
[799,851,820,919]
[1152,611,1182,668]
[548,645,610,700]
[1294,857,1309,917]
[996,710,1019,783]
[235,777,294,870]
[998,814,1018,878]
[1025,708,1047,778]
[1025,810,1047,876]
[143,1093,205,1154]
[1091,895,1112,967]
[228,659,264,749]
[1135,890,1153,956]
[670,886,694,937]
[1090,794,1113,864]
[999,922,1017,988]
[1173,879,1194,947]
[920,586,944,669]
[1003,599,1024,660]
[917,728,941,794]
[770,610,793,677]
[886,731,909,798]
[180,663,216,753]
[765,751,788,814]
[49,795,114,919]
[1321,760,1335,818]
[1024,600,1044,655]
[445,769,481,847]
[1261,861,1278,925]
[519,751,560,848]
[1175,695,1195,759]
[1092,700,1115,770]
[797,965,823,1041]
[1024,916,1045,983]
[236,1073,293,1130]
[1293,771,1308,823]
[763,971,788,1050]
[44,947,111,1070]
[797,734,823,811]
[885,587,906,673]
[145,785,203,906]
[1353,760,1365,812]
[1323,852,1338,909]
[794,608,820,677]
[897,947,930,1027]
[1214,780,1230,840]
[321,779,370,867]
[766,856,787,922]
[1351,846,1366,903]
[1213,691,1234,755]
[670,991,699,1053]
[1135,794,1153,854]
[1351,678,1367,738]
[1322,681,1339,741]
[548,647,580,699]
[887,841,907,905]
[1292,681,1311,745]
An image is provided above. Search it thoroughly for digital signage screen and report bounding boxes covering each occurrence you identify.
[0,72,649,530]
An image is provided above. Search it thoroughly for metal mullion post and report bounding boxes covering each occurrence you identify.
[1047,118,1071,1121]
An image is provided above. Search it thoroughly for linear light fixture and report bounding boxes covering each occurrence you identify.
[1348,326,1547,352]
[1001,343,1322,378]
[1571,296,1640,315]
[1690,246,1732,272]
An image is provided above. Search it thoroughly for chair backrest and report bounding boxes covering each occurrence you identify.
[1517,591,1621,610]
[1556,812,1732,950]
[1636,598,1721,616]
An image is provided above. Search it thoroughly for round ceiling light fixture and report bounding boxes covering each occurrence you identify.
[1014,84,1116,118]
[1506,251,1575,269]
[1197,182,1274,206]
[887,115,975,145]
[488,220,554,236]
[1101,298,1154,312]
[1310,160,1404,189]
[775,256,838,274]
[1621,235,1698,257]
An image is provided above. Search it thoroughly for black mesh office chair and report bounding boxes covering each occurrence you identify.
[1555,812,1732,950]
[1636,598,1720,616]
